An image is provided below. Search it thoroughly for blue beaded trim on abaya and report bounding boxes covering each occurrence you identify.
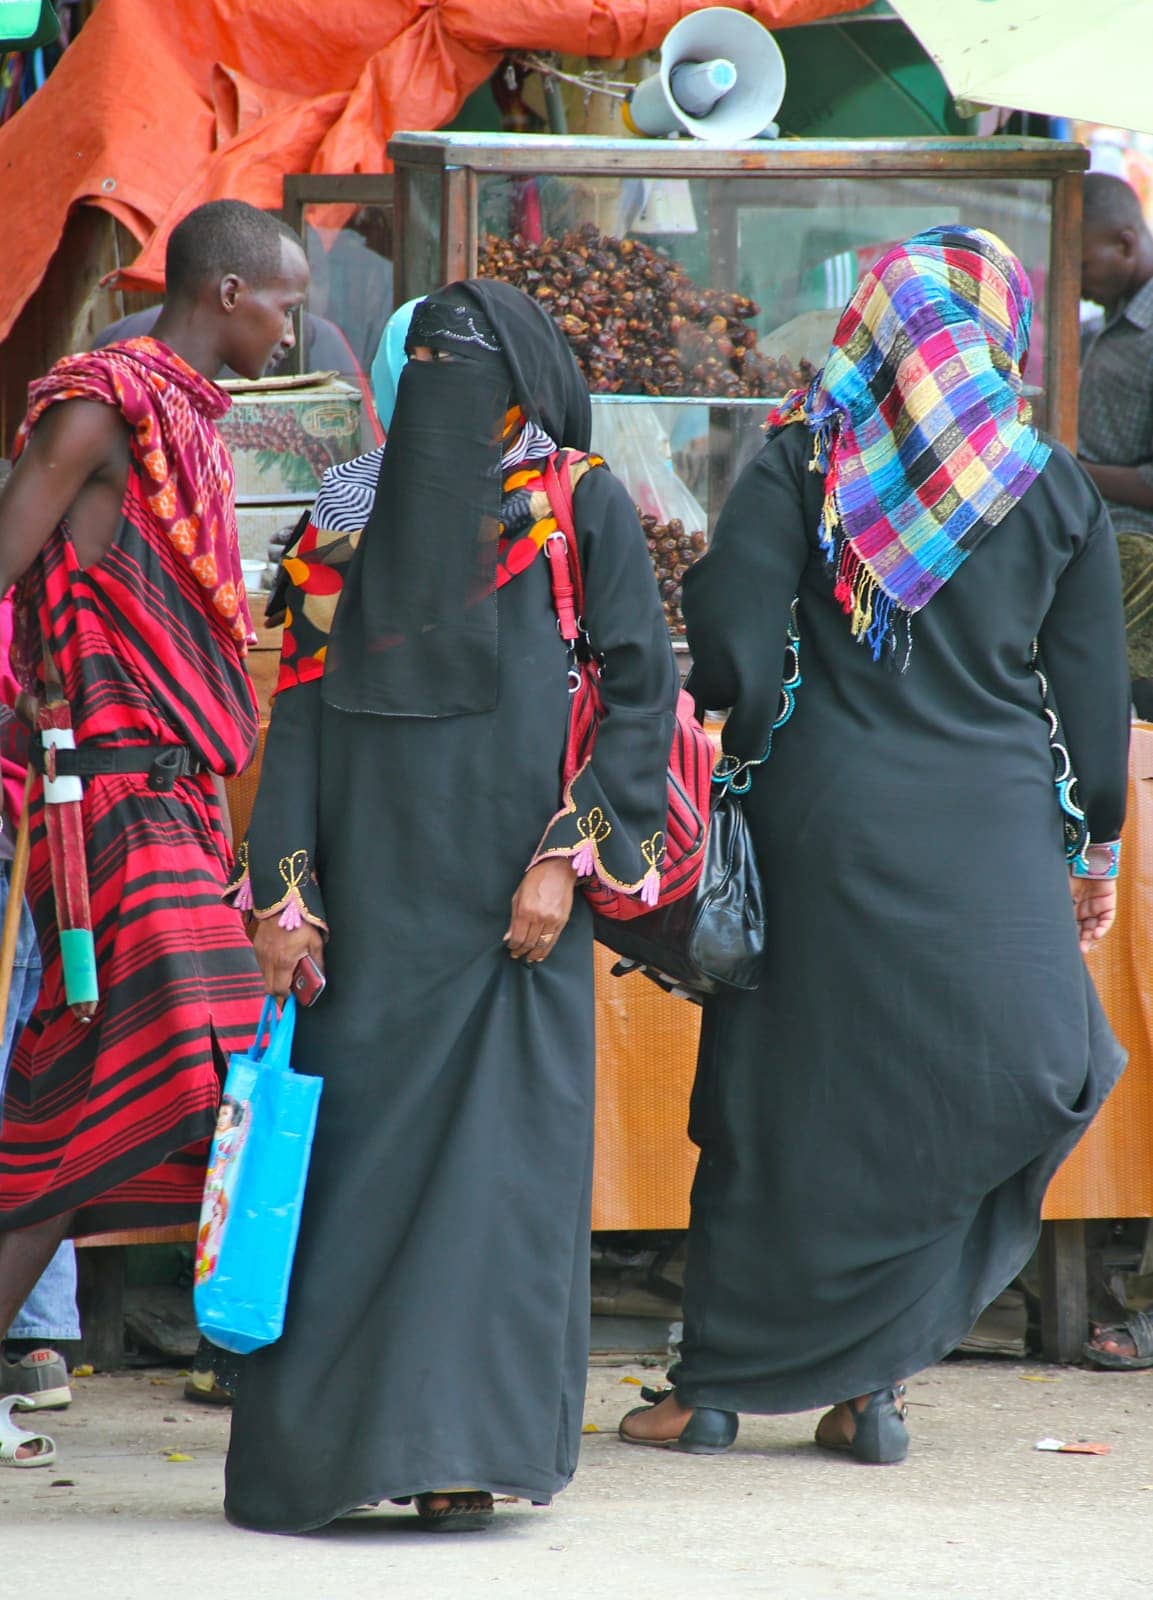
[713,599,802,796]
[1032,648,1090,870]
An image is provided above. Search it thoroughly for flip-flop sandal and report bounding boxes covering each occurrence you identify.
[1083,1309,1153,1369]
[0,1395,57,1468]
[413,1491,494,1532]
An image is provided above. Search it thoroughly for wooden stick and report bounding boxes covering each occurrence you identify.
[0,768,34,1028]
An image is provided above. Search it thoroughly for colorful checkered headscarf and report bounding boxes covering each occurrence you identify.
[769,226,1051,662]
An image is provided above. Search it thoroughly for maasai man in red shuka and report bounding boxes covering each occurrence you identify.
[0,204,310,1412]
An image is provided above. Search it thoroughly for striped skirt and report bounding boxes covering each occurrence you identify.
[0,770,264,1238]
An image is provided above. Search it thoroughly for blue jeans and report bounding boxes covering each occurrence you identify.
[0,862,80,1342]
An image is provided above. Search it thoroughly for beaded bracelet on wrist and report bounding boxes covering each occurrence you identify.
[1071,840,1121,880]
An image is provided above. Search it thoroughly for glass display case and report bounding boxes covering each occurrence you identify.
[281,174,396,445]
[388,132,1087,641]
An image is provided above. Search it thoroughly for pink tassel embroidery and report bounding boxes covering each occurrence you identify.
[278,894,304,931]
[571,842,596,878]
[640,868,661,908]
[232,875,254,911]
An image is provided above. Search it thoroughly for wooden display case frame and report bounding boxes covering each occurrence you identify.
[280,173,396,378]
[387,133,1088,453]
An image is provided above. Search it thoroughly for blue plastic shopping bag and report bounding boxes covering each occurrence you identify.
[194,996,322,1355]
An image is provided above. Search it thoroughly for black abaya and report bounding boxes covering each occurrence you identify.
[224,466,676,1531]
[674,426,1130,1413]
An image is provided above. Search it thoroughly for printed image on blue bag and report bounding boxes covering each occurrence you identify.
[194,996,322,1355]
[194,1092,251,1287]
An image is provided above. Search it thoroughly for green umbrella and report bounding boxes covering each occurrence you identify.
[776,7,973,137]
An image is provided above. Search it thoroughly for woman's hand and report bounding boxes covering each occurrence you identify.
[252,917,325,999]
[505,858,577,962]
[1070,874,1117,954]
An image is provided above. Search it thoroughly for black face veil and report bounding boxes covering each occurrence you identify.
[321,279,591,718]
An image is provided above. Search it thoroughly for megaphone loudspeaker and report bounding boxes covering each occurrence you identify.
[625,6,786,145]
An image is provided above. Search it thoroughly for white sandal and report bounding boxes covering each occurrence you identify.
[0,1394,57,1468]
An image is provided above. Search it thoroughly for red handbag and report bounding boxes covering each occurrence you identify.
[540,452,713,921]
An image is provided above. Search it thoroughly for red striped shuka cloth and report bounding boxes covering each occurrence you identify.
[0,340,266,1238]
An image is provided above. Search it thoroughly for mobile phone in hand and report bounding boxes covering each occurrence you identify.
[291,952,326,1008]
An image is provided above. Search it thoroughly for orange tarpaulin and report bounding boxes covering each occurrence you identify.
[0,0,860,342]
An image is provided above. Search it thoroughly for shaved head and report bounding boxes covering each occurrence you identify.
[166,200,303,300]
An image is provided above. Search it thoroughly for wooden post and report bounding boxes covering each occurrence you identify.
[1039,1219,1087,1364]
[76,1246,126,1372]
[1048,168,1085,450]
[441,165,473,284]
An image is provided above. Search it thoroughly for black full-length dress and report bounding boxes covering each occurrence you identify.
[222,463,676,1532]
[674,425,1130,1414]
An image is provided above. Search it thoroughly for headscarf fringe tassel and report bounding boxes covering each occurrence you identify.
[781,395,916,668]
[829,529,911,667]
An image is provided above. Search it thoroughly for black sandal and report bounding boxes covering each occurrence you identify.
[413,1491,495,1532]
[618,1386,738,1455]
[815,1385,909,1465]
[1083,1309,1153,1370]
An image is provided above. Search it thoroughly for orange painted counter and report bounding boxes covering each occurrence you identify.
[590,729,1153,1232]
[1043,723,1153,1220]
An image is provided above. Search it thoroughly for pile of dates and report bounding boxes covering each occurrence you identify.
[639,512,707,636]
[479,222,814,398]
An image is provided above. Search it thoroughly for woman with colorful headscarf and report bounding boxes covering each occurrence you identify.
[619,227,1129,1464]
[221,279,678,1531]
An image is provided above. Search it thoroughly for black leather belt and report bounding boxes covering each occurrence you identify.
[30,740,206,793]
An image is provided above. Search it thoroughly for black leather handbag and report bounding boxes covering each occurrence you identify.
[593,784,765,1003]
[595,601,799,1002]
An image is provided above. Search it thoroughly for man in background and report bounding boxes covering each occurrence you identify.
[1078,172,1153,1370]
[1078,172,1153,711]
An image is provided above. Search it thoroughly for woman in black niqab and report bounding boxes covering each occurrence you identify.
[222,279,678,1532]
[323,280,592,717]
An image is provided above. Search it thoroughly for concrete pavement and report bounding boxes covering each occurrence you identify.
[5,1358,1152,1600]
